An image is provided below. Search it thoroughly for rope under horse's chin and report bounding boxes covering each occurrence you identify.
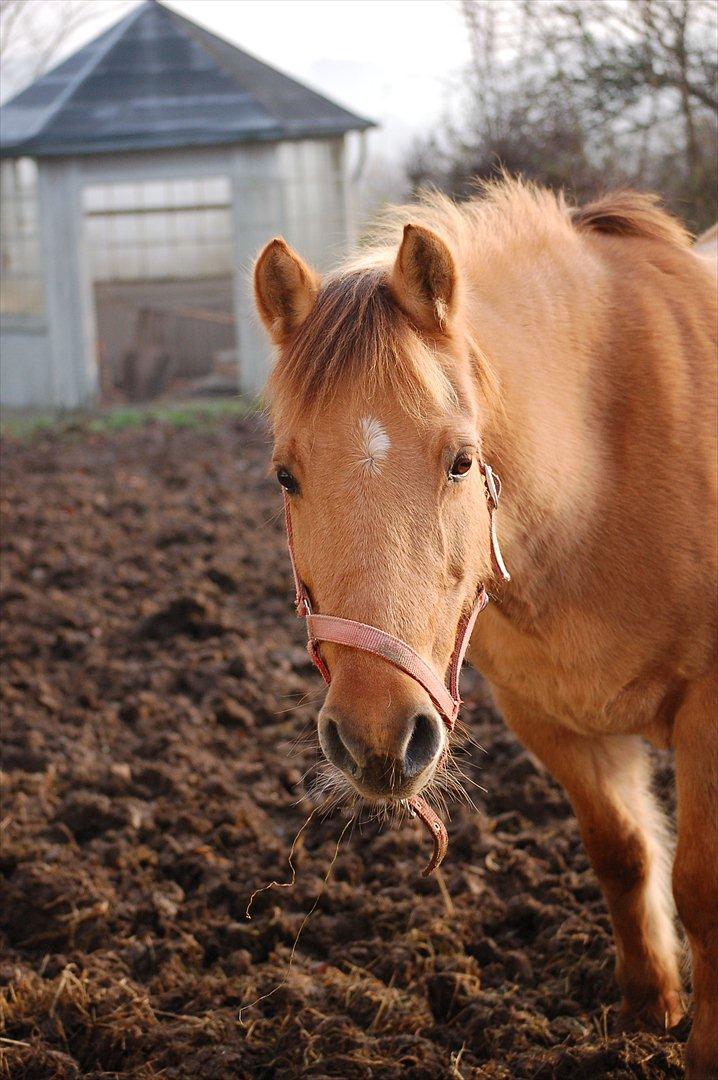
[282,459,510,876]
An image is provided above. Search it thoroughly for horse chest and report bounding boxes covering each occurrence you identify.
[467,607,671,736]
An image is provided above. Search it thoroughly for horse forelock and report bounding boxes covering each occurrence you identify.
[267,266,459,431]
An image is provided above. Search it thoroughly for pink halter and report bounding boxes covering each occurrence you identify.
[282,458,510,874]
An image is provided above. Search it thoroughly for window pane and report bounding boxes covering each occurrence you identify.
[83,175,233,282]
[0,159,43,316]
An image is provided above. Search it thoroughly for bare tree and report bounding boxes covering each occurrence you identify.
[528,0,717,220]
[409,0,717,230]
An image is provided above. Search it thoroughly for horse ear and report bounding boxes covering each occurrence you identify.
[390,223,457,332]
[254,238,320,345]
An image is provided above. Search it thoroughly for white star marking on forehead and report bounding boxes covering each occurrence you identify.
[356,417,391,476]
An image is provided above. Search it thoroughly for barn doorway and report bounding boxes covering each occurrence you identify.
[83,175,238,404]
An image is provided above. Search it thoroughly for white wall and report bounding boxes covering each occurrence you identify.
[277,138,349,271]
[0,319,53,407]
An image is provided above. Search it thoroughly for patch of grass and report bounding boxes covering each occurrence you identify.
[86,407,146,434]
[1,397,260,441]
[0,411,59,440]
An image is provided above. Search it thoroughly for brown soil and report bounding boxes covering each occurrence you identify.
[1,417,687,1079]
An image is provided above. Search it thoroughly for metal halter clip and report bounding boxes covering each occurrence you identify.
[482,461,510,582]
[483,462,501,508]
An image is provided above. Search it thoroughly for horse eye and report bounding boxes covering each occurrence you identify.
[449,452,473,481]
[276,467,299,494]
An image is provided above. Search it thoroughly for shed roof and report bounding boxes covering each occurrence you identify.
[0,0,373,158]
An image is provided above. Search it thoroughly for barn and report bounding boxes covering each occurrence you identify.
[0,0,372,409]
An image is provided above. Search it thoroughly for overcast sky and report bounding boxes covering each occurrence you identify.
[2,0,472,160]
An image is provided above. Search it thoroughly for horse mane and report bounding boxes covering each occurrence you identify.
[267,179,691,428]
[570,191,691,247]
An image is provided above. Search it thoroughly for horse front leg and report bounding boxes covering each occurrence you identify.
[493,689,684,1031]
[672,667,718,1079]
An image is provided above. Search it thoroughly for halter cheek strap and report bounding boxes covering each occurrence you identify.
[282,458,509,874]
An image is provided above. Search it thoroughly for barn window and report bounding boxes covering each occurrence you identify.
[0,158,44,317]
[83,176,233,282]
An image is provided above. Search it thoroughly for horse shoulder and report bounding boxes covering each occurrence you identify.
[468,234,717,740]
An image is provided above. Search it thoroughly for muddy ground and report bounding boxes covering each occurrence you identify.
[1,416,687,1078]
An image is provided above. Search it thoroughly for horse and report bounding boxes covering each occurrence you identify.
[253,180,717,1078]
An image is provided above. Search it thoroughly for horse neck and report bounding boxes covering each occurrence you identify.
[464,237,608,602]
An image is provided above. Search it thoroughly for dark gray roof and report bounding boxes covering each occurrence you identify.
[0,0,373,157]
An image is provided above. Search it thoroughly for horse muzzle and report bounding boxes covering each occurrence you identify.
[318,705,444,798]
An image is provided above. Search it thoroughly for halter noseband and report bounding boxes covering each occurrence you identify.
[283,459,509,875]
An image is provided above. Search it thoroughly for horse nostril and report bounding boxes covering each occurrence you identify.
[320,717,360,777]
[319,710,442,790]
[403,712,442,778]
